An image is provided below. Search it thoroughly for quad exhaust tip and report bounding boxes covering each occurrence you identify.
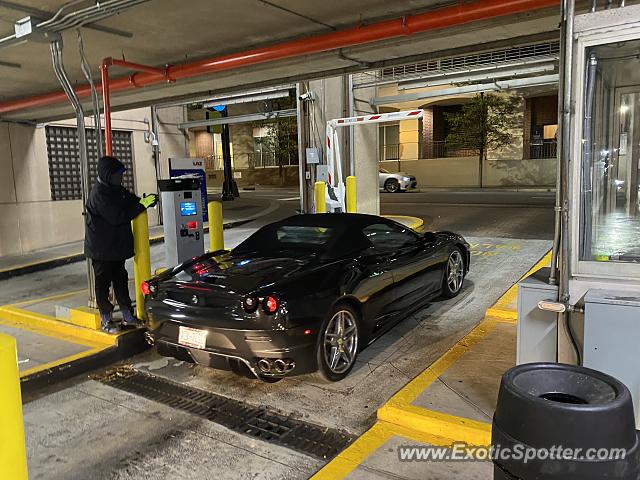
[257,358,296,374]
[258,359,272,373]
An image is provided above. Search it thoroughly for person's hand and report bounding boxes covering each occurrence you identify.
[140,194,158,209]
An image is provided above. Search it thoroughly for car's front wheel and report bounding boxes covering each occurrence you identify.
[315,305,360,382]
[441,248,465,298]
[384,178,400,193]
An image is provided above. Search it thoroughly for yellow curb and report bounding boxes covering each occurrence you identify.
[0,305,117,348]
[19,346,107,379]
[378,405,491,446]
[310,421,457,480]
[68,307,102,330]
[311,250,554,479]
[384,317,499,408]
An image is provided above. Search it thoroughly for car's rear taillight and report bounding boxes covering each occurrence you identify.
[263,296,278,315]
[141,281,151,296]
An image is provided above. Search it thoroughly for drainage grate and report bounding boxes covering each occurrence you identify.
[98,368,354,459]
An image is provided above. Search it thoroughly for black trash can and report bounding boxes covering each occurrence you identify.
[492,362,640,479]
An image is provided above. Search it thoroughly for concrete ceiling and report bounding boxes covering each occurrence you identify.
[0,0,561,121]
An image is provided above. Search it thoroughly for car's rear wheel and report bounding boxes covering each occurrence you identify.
[384,178,400,193]
[441,248,465,298]
[315,305,360,382]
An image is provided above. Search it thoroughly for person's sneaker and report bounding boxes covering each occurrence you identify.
[100,313,120,334]
[121,309,141,328]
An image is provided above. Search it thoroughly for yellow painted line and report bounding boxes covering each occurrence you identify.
[485,250,553,321]
[0,306,116,348]
[19,346,107,378]
[313,251,554,479]
[311,420,464,480]
[8,288,88,309]
[310,422,391,480]
[384,317,498,408]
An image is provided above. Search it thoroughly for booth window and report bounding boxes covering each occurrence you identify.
[46,126,135,201]
[580,39,640,264]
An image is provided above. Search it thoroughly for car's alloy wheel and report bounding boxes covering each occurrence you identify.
[316,306,359,381]
[384,179,399,193]
[442,249,465,298]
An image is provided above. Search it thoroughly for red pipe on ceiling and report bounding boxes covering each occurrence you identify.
[0,0,559,115]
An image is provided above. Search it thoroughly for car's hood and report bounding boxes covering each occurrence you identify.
[162,251,317,295]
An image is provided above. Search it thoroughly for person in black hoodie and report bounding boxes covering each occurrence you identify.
[85,156,157,333]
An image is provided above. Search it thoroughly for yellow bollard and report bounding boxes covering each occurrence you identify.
[132,210,151,320]
[314,181,326,213]
[345,176,357,213]
[208,200,224,252]
[0,334,28,480]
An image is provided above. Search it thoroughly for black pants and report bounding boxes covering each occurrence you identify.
[92,260,132,315]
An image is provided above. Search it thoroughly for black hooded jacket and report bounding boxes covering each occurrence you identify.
[84,156,145,261]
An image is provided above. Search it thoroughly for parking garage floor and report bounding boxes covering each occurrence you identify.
[20,237,551,479]
[1,188,555,479]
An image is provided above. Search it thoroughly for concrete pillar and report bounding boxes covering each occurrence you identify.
[353,85,380,215]
[307,76,379,215]
[399,119,420,161]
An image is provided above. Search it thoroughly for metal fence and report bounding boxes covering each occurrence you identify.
[381,144,400,161]
[203,152,299,170]
[529,141,557,159]
[423,141,477,159]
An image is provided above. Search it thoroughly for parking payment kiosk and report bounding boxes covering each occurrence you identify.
[158,177,205,266]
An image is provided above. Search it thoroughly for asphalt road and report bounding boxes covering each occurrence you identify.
[381,190,556,240]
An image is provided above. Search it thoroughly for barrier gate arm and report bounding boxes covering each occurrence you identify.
[324,110,424,212]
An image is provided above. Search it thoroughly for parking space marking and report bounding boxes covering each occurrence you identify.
[485,250,552,322]
[310,421,454,480]
[469,241,523,257]
[311,249,552,479]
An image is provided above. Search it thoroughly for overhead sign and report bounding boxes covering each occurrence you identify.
[169,158,208,222]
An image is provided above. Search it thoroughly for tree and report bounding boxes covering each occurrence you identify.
[253,117,298,186]
[444,92,522,186]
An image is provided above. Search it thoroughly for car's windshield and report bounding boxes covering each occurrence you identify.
[234,224,336,254]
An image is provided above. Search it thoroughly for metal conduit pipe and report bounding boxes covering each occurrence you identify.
[0,0,559,116]
[558,0,580,364]
[0,0,148,49]
[549,0,568,286]
[580,54,597,258]
[50,39,96,307]
[77,31,103,159]
[591,0,597,11]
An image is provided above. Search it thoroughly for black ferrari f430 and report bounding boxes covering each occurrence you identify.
[143,214,469,382]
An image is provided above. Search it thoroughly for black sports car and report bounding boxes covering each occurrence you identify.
[143,214,469,382]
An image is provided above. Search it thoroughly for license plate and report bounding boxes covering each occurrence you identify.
[178,326,207,349]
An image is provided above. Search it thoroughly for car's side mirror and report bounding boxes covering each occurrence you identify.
[422,232,438,243]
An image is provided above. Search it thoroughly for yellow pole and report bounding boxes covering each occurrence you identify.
[132,210,151,320]
[346,176,357,213]
[208,200,224,252]
[0,334,28,480]
[314,181,326,213]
